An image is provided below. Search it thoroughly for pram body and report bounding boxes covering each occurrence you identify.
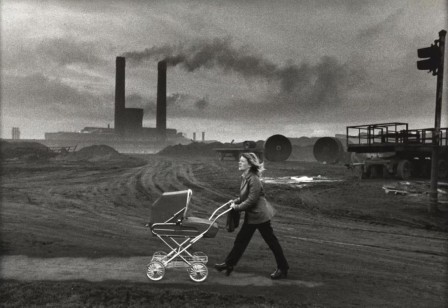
[146,189,231,282]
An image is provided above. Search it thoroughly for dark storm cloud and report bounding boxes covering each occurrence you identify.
[365,48,436,118]
[311,0,384,12]
[3,36,107,72]
[122,37,361,101]
[357,8,404,41]
[310,57,353,107]
[3,73,112,121]
[122,37,365,123]
[126,93,149,108]
[167,93,188,106]
[35,37,105,66]
[195,97,209,110]
[204,0,378,12]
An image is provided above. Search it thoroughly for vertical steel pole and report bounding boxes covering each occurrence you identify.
[429,30,446,213]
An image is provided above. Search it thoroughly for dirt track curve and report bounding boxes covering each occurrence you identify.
[1,155,447,307]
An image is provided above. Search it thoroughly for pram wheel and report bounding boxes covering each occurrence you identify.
[188,262,208,282]
[146,260,165,281]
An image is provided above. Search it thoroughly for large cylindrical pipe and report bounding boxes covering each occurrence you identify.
[157,60,167,138]
[313,137,345,164]
[115,57,126,135]
[264,134,292,161]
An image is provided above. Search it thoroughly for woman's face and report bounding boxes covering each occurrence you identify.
[239,156,250,172]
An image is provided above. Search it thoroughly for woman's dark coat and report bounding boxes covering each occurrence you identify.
[233,171,275,224]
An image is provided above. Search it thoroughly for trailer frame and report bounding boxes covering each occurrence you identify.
[346,122,448,179]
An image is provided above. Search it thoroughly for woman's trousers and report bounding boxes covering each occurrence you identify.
[225,220,289,270]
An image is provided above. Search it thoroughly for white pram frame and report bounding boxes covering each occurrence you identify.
[147,189,232,282]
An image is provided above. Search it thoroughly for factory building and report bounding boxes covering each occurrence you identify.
[43,56,190,153]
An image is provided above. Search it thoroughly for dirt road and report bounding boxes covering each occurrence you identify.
[1,155,447,307]
[1,255,322,288]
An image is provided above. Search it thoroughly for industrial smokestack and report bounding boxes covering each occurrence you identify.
[115,57,126,135]
[12,127,20,140]
[157,60,167,139]
[202,132,205,142]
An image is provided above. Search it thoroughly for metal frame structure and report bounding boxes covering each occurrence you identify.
[346,122,448,179]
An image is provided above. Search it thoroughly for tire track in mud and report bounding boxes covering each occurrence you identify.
[138,160,189,194]
[91,160,177,209]
[40,158,446,262]
[182,163,234,199]
[33,158,213,214]
[129,158,235,213]
[3,157,447,307]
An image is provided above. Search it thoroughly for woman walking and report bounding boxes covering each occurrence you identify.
[215,152,289,279]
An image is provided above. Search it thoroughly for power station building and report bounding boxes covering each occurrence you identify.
[44,57,190,153]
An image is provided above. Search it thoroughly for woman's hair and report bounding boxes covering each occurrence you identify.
[241,152,265,176]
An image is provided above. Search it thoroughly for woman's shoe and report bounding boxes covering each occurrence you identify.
[270,268,288,280]
[214,262,227,272]
[225,265,234,276]
[214,263,234,276]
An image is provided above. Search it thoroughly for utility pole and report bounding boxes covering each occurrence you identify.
[417,30,446,213]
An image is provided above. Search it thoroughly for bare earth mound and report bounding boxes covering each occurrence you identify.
[158,142,226,157]
[0,140,55,161]
[63,144,125,162]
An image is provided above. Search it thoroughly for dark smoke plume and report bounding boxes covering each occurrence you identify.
[123,38,297,92]
[195,97,209,110]
[122,38,358,100]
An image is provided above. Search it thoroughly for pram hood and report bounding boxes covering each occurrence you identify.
[149,189,192,225]
[149,189,222,238]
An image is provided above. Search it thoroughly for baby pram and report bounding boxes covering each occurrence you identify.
[146,189,232,282]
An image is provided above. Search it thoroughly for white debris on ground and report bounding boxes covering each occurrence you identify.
[262,175,341,187]
[382,181,448,202]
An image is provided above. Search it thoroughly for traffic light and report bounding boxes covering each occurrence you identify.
[417,43,441,75]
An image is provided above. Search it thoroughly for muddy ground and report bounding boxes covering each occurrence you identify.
[1,152,447,307]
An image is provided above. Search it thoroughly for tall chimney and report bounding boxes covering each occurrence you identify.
[115,57,126,135]
[157,60,167,139]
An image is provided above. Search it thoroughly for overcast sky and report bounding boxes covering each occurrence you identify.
[1,0,447,142]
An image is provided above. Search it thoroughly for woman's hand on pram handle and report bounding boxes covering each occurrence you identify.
[227,197,238,207]
[229,202,237,210]
[209,200,234,221]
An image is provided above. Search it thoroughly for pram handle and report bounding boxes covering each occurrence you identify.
[190,202,233,244]
[209,200,233,220]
